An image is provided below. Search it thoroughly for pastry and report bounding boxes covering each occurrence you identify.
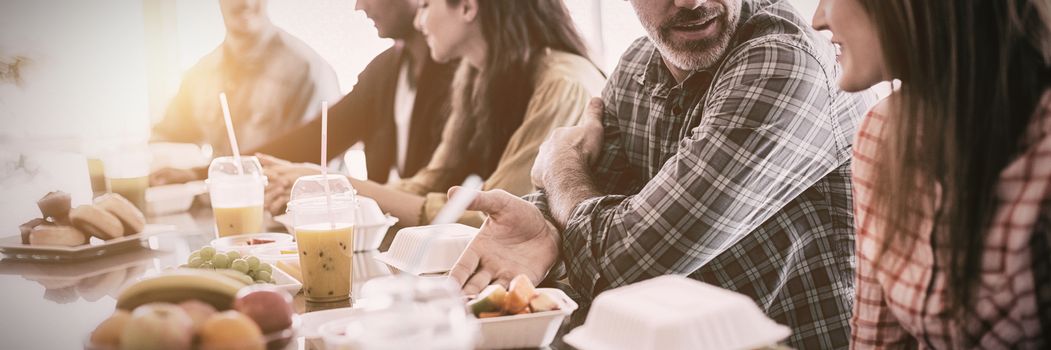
[19,218,46,244]
[94,193,146,235]
[70,205,124,240]
[30,224,88,247]
[37,191,72,224]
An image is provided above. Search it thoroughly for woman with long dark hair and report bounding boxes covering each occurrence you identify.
[261,0,603,227]
[813,0,1051,347]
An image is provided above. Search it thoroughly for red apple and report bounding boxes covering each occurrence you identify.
[233,289,293,334]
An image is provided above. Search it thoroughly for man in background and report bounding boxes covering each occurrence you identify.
[153,0,458,212]
[151,0,339,157]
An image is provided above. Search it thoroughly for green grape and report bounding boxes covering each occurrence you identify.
[231,259,250,274]
[254,270,272,283]
[258,263,273,274]
[199,262,214,269]
[188,257,204,268]
[188,251,201,262]
[211,253,230,269]
[246,256,261,270]
[199,247,216,260]
[225,251,241,260]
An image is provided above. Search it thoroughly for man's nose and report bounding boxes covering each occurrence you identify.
[674,0,708,10]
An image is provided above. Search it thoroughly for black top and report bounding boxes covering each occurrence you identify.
[251,44,458,183]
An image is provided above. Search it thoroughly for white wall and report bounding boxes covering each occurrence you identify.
[0,0,152,149]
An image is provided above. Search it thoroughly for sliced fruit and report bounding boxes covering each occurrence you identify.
[275,260,302,282]
[529,291,560,312]
[478,312,503,319]
[467,284,507,317]
[504,275,536,314]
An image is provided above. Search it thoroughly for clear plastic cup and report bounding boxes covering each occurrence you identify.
[207,156,266,237]
[289,174,357,303]
[103,144,151,211]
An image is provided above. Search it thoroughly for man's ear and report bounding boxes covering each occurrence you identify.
[461,0,478,22]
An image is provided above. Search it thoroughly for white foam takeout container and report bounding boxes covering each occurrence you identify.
[563,275,791,350]
[475,288,578,350]
[146,181,206,216]
[210,233,294,256]
[374,224,478,275]
[275,196,398,252]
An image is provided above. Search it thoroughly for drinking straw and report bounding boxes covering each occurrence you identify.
[218,92,244,175]
[408,174,483,274]
[320,101,335,228]
[431,175,484,225]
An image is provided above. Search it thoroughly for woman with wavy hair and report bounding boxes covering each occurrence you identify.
[813,0,1051,347]
[262,0,603,227]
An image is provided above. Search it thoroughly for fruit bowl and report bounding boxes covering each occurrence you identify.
[83,315,299,350]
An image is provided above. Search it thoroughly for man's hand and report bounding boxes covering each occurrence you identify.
[531,97,605,189]
[448,188,560,295]
[257,153,323,215]
[150,167,200,186]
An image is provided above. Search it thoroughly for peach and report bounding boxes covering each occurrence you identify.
[90,310,131,348]
[199,311,264,350]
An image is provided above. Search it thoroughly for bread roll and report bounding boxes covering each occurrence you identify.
[30,224,88,247]
[70,205,124,240]
[19,218,47,244]
[94,193,146,235]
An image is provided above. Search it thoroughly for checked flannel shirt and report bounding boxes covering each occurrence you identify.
[850,92,1051,349]
[527,0,875,348]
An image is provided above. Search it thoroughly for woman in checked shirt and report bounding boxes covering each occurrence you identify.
[813,0,1051,348]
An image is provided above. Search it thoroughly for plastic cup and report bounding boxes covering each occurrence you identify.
[103,145,151,211]
[207,156,266,237]
[289,174,357,303]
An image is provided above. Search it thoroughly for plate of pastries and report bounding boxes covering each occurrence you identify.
[2,191,173,262]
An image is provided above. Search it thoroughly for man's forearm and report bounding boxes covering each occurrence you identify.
[543,153,601,229]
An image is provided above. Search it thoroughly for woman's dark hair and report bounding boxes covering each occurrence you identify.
[862,0,1050,322]
[446,0,591,179]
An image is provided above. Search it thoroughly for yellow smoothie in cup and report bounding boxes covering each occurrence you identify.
[295,223,353,302]
[213,205,264,237]
[107,176,148,211]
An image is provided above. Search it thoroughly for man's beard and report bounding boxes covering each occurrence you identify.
[641,4,739,71]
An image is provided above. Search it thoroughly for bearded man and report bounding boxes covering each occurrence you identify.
[448,0,875,348]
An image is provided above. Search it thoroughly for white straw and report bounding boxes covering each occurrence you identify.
[320,101,334,229]
[431,175,484,225]
[218,92,243,174]
[409,174,483,274]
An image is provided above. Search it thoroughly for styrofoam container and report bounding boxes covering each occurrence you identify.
[374,224,478,275]
[563,275,791,350]
[320,304,477,350]
[210,232,294,255]
[275,196,397,252]
[476,288,578,349]
[250,242,299,265]
[146,181,206,216]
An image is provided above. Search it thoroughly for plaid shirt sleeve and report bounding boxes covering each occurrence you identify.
[552,37,852,299]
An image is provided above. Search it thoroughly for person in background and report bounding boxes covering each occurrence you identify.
[152,0,458,197]
[150,0,339,159]
[812,0,1051,347]
[447,0,874,348]
[259,0,605,227]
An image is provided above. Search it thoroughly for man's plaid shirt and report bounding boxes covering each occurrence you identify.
[528,0,875,348]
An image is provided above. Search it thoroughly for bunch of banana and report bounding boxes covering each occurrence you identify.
[115,268,252,311]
